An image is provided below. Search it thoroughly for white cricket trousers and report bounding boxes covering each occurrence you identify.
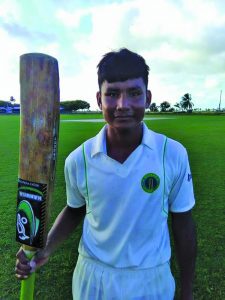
[72,255,175,300]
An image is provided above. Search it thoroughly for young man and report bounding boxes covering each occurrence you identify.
[16,48,197,300]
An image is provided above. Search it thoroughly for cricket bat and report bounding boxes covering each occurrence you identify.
[16,53,60,300]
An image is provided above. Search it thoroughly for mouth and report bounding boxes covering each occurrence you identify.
[114,115,133,119]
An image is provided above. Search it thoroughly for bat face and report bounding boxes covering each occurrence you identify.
[16,53,60,249]
[16,179,47,248]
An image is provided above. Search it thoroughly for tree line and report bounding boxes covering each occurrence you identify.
[149,93,194,112]
[0,98,90,112]
[1,93,194,113]
[60,100,90,112]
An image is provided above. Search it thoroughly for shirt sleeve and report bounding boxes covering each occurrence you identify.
[168,145,195,213]
[64,154,86,208]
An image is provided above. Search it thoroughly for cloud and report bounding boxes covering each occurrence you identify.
[0,27,27,100]
[67,0,225,68]
[56,0,225,109]
[0,21,57,44]
[0,0,21,23]
[56,8,91,28]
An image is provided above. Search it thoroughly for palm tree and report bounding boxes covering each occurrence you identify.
[180,93,194,111]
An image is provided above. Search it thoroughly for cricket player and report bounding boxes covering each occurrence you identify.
[16,48,197,300]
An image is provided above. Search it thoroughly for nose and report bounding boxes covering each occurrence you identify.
[116,93,130,110]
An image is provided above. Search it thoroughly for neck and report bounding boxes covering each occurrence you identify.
[106,123,143,149]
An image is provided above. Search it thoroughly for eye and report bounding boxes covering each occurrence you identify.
[105,92,119,98]
[130,90,142,97]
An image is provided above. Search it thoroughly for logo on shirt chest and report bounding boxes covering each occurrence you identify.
[141,173,160,193]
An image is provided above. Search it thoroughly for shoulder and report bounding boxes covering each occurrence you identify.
[145,124,186,157]
[65,123,106,164]
[164,137,189,172]
[65,136,96,168]
[145,124,188,164]
[166,137,187,157]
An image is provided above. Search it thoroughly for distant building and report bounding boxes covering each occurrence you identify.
[0,105,20,113]
[0,104,63,114]
[0,106,13,113]
[13,106,20,113]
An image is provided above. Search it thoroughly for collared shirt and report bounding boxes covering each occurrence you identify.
[65,122,195,268]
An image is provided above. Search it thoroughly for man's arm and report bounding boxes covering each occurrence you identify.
[44,204,86,255]
[171,210,197,300]
[16,205,86,279]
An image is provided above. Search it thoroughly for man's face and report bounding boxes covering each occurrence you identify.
[97,77,151,131]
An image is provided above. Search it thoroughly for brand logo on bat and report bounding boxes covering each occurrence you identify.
[19,191,42,201]
[141,173,160,193]
[16,200,40,243]
[18,186,43,202]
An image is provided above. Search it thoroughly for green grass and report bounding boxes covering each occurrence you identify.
[0,114,225,299]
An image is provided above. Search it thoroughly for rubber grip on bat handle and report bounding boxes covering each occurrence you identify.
[20,247,36,300]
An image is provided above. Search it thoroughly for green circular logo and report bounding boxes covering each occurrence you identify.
[141,173,160,193]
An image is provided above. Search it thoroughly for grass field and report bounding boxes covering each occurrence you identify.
[0,114,224,299]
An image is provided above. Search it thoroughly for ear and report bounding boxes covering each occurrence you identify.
[145,90,152,108]
[96,91,102,110]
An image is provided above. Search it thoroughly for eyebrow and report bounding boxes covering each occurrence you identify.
[128,87,142,91]
[106,86,142,92]
[105,88,120,92]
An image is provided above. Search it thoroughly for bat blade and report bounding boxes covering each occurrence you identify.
[16,53,60,299]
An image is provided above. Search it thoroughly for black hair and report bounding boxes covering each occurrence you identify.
[97,48,150,90]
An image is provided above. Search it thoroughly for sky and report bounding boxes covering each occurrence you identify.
[0,0,225,110]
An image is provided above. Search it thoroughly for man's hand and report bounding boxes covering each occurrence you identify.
[15,247,49,280]
[15,205,86,280]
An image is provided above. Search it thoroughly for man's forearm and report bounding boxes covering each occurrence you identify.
[45,205,86,255]
[171,211,197,298]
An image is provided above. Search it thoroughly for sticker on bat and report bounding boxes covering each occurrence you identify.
[16,178,47,248]
[51,133,58,180]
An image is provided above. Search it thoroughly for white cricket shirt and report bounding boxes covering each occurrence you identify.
[65,122,195,269]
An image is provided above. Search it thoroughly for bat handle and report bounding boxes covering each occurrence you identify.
[20,246,36,300]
